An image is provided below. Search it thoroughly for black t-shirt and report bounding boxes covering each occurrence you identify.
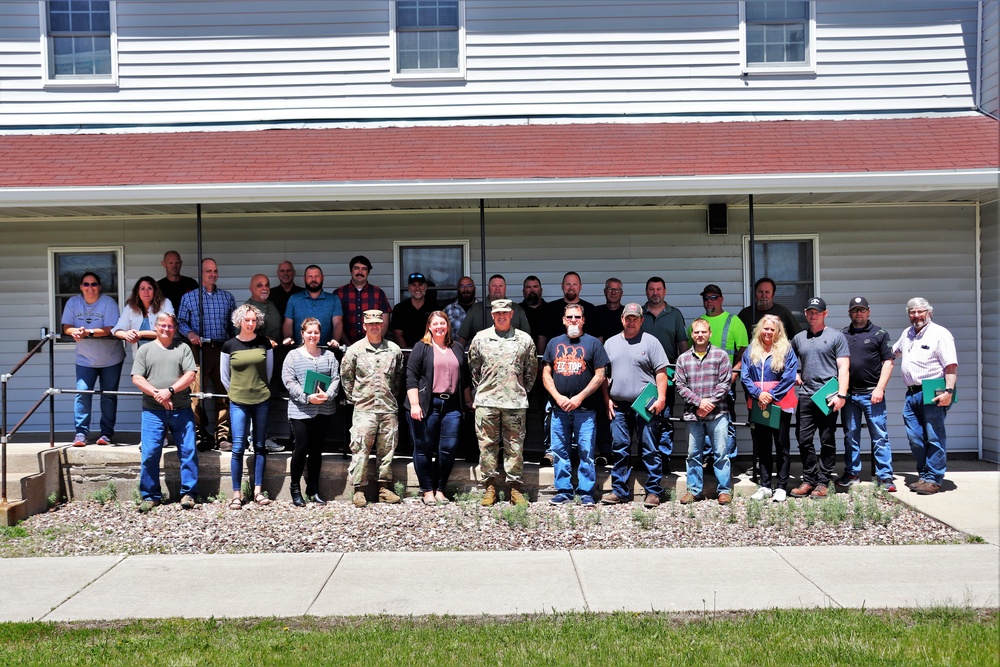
[590,304,624,341]
[157,275,199,314]
[519,299,546,342]
[842,321,894,393]
[391,298,438,348]
[268,284,304,320]
[542,333,611,412]
[541,298,597,341]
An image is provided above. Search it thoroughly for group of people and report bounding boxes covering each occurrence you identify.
[59,252,958,509]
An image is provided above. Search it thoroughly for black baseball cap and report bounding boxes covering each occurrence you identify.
[408,272,426,284]
[848,296,870,311]
[805,297,827,312]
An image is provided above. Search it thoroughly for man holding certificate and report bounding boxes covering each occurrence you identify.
[790,297,850,499]
[891,297,958,496]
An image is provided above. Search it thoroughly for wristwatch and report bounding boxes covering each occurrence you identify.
[167,386,175,395]
[86,329,94,338]
[944,388,954,395]
[836,394,847,400]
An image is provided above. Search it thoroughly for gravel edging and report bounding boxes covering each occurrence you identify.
[0,488,969,558]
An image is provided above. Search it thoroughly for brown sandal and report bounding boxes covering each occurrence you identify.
[229,498,242,510]
[254,493,272,506]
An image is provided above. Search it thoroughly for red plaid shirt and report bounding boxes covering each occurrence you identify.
[335,282,391,343]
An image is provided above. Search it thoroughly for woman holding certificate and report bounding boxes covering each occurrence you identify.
[221,304,274,509]
[404,311,472,505]
[282,317,340,507]
[741,314,798,503]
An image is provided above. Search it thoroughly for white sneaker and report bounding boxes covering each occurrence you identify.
[750,487,772,501]
[773,489,787,503]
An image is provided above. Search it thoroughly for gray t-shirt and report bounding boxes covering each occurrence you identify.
[603,332,668,403]
[791,327,849,397]
[61,294,125,368]
[131,341,198,410]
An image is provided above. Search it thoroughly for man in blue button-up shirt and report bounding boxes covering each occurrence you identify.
[178,258,237,451]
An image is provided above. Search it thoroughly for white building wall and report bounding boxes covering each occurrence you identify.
[982,0,1000,117]
[0,1,982,126]
[982,199,999,462]
[0,203,983,460]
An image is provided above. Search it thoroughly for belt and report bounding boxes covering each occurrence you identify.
[432,392,454,400]
[907,385,922,393]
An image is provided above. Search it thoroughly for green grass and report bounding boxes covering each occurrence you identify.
[0,608,993,666]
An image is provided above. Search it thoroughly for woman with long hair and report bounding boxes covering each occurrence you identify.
[282,317,340,506]
[221,304,273,508]
[404,311,472,505]
[113,276,173,352]
[741,314,799,502]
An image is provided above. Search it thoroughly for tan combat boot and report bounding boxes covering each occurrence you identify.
[480,479,497,507]
[509,482,529,506]
[378,482,401,504]
[352,487,367,508]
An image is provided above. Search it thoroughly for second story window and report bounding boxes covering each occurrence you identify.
[43,0,117,84]
[393,0,464,79]
[744,1,813,69]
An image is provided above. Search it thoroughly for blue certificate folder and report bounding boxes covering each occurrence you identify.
[810,377,840,415]
[304,370,332,394]
[922,378,957,404]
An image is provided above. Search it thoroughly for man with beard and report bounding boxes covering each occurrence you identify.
[519,275,547,350]
[282,265,343,347]
[891,297,957,496]
[335,255,392,345]
[443,275,479,338]
[538,272,596,352]
[246,274,282,345]
[391,272,438,348]
[268,261,303,319]
[738,277,801,339]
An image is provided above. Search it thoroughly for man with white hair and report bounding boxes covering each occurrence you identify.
[891,297,958,496]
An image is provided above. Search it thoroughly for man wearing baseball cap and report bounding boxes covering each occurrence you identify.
[391,272,438,348]
[789,297,850,498]
[839,297,896,491]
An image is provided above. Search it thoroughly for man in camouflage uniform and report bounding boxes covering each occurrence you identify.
[468,299,538,506]
[340,309,405,507]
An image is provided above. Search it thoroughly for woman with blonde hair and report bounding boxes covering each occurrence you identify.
[221,304,273,508]
[741,314,798,502]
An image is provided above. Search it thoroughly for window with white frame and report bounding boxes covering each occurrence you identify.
[394,241,468,305]
[41,0,117,83]
[743,235,817,330]
[50,247,123,335]
[742,1,814,71]
[391,0,464,79]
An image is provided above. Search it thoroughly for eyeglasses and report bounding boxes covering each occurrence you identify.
[564,315,583,320]
[81,282,99,287]
[702,295,720,301]
[606,288,622,293]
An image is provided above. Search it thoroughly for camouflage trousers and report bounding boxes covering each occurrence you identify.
[475,406,526,483]
[348,410,398,487]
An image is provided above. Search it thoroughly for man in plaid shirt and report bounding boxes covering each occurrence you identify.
[335,255,391,345]
[674,317,733,505]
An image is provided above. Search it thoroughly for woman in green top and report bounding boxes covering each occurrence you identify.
[221,304,273,509]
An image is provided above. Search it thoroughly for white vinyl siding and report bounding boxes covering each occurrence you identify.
[0,203,984,457]
[982,0,999,117]
[0,1,982,126]
[981,199,999,462]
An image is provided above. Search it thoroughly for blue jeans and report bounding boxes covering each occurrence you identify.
[74,362,123,438]
[610,403,664,498]
[903,388,949,484]
[140,407,198,501]
[550,408,597,495]
[230,401,270,491]
[702,387,738,462]
[407,396,461,492]
[842,392,893,480]
[686,415,732,496]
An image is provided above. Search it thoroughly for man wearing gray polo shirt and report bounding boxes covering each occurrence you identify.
[790,297,849,499]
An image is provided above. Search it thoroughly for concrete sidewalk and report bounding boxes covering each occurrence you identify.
[0,544,996,622]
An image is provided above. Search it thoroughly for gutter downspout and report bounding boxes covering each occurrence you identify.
[975,201,983,459]
[479,198,487,323]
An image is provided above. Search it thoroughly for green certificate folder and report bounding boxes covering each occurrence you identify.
[750,400,781,428]
[304,370,332,394]
[810,377,840,415]
[922,378,957,405]
[630,382,661,422]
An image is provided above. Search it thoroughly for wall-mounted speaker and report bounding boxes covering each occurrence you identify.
[707,203,728,235]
